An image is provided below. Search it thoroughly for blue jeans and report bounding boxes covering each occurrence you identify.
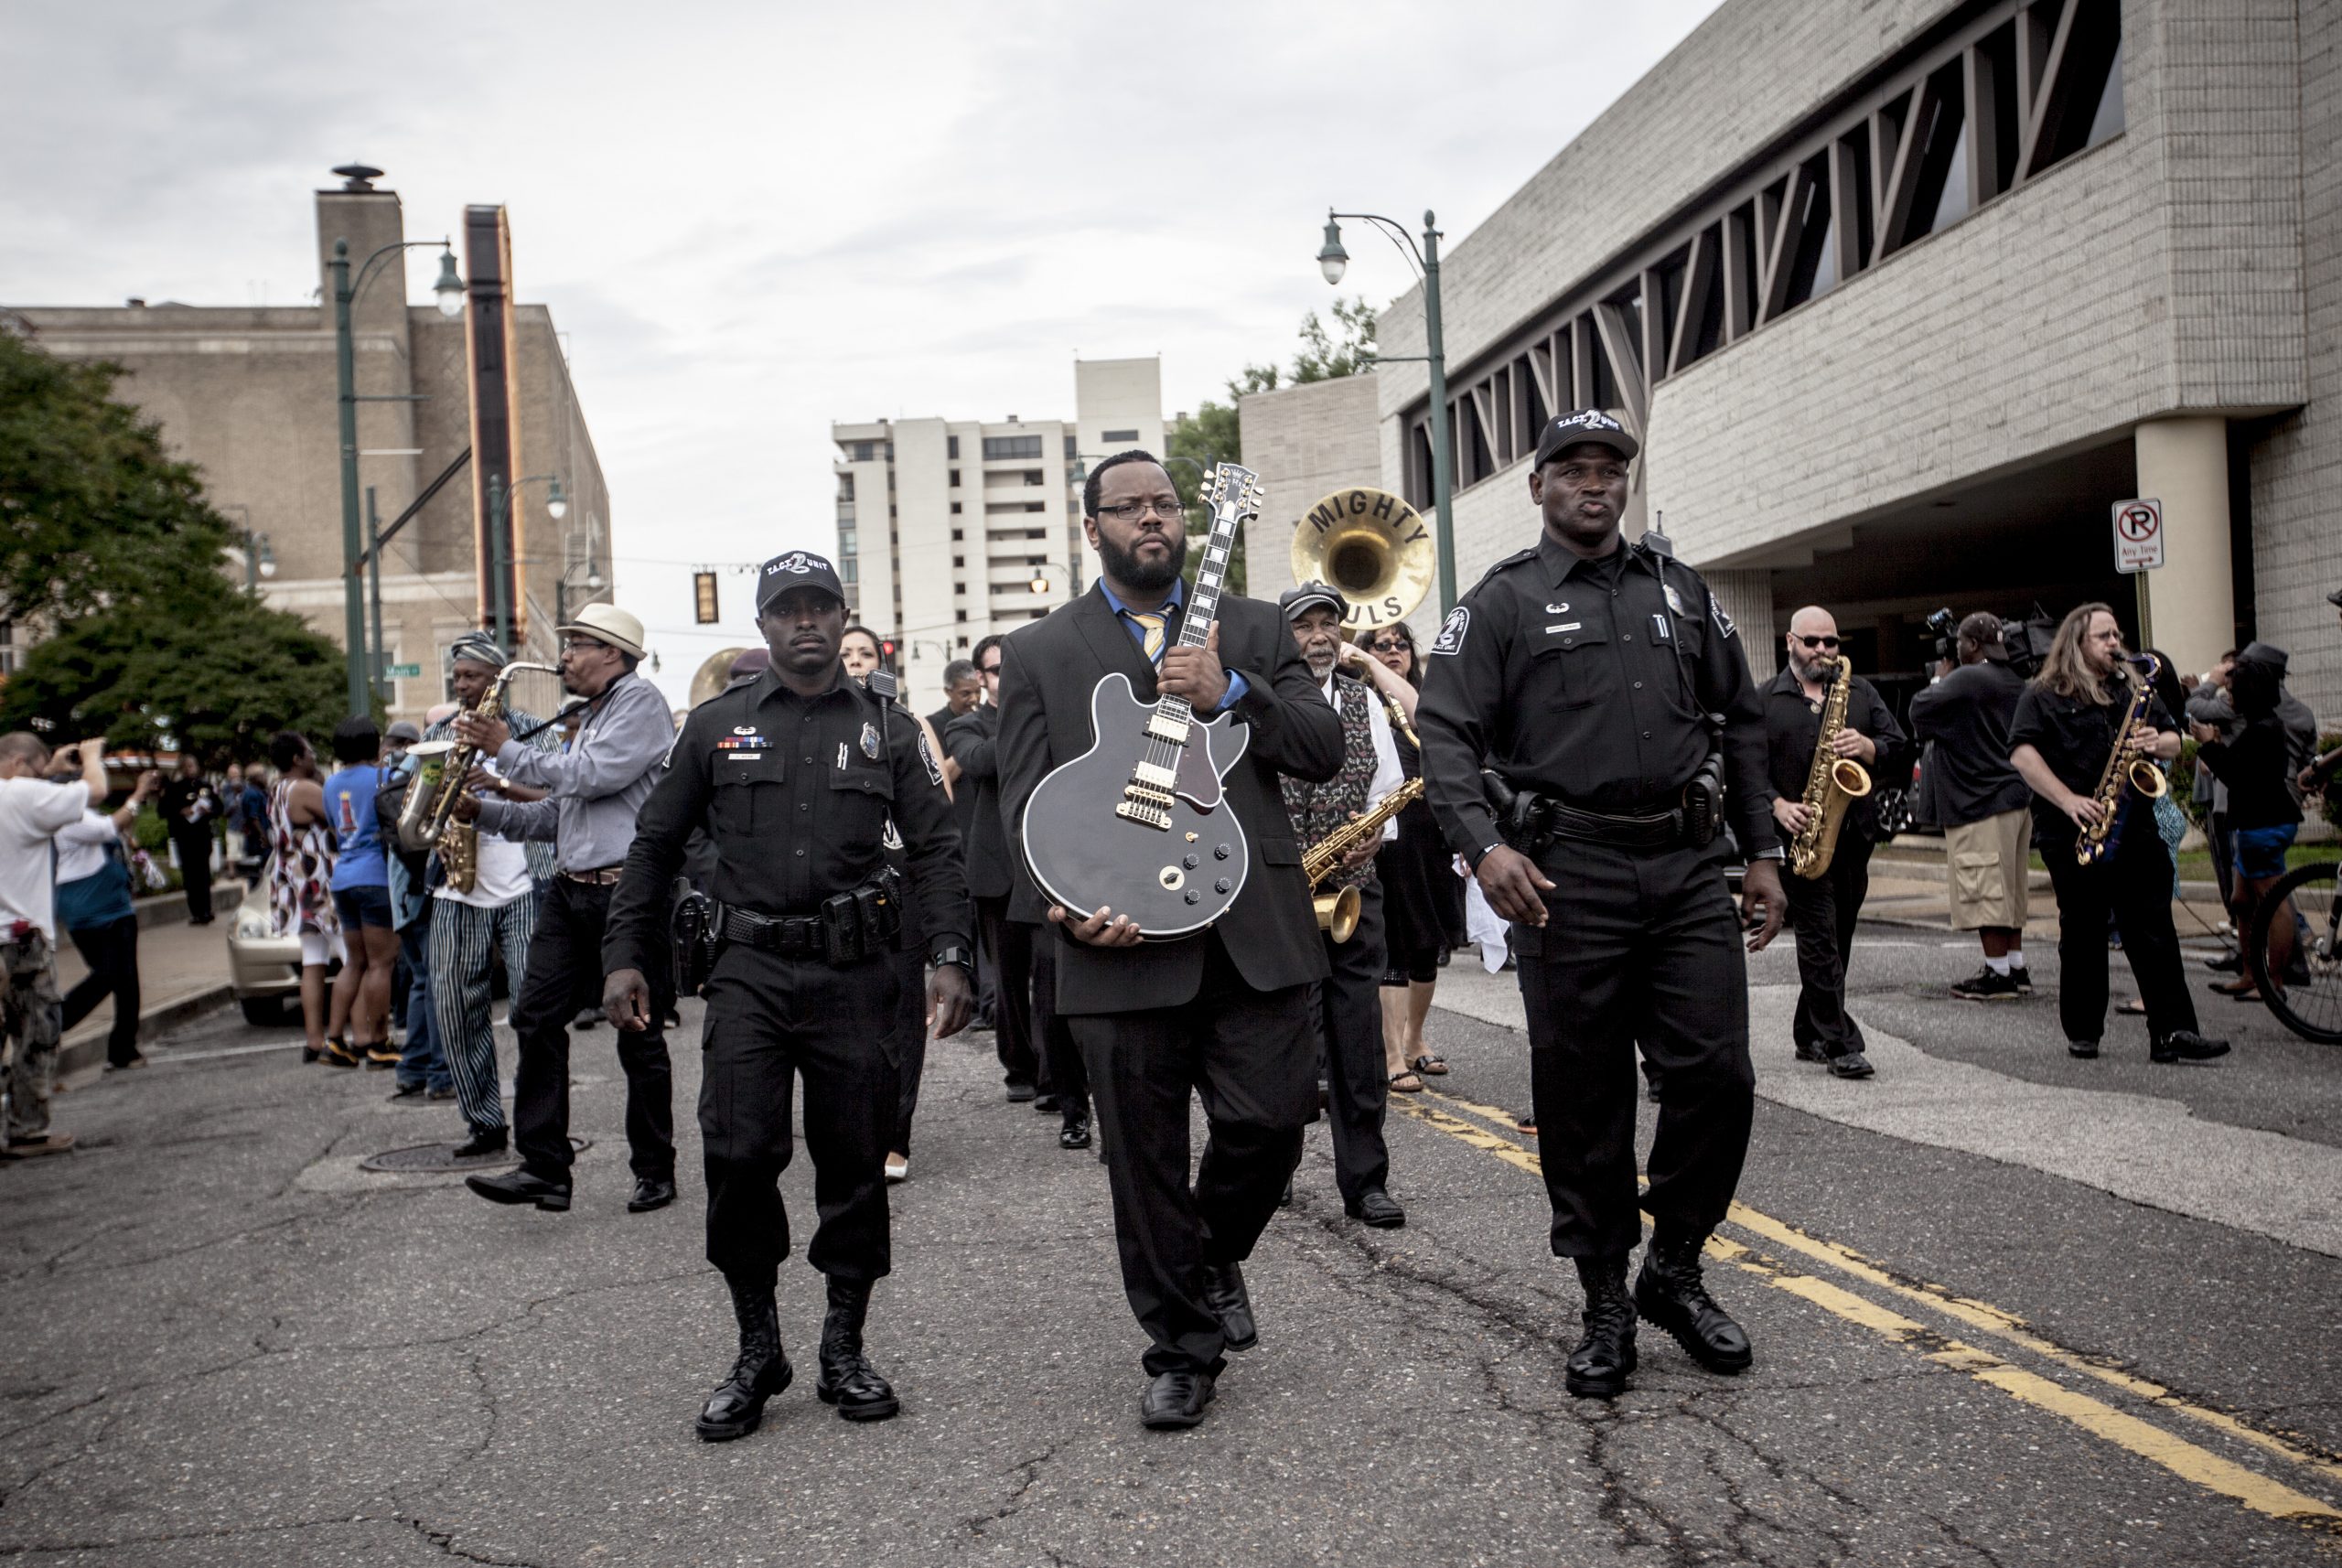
[397,905,452,1092]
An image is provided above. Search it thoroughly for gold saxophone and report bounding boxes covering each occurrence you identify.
[2075,651,2168,866]
[1789,655,1873,880]
[1303,686,1426,942]
[426,660,560,894]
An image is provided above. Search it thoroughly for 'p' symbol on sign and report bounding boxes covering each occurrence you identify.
[2111,498,2165,574]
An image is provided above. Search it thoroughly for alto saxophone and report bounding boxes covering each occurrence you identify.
[2074,651,2169,866]
[1303,688,1425,942]
[1789,655,1873,880]
[426,660,561,893]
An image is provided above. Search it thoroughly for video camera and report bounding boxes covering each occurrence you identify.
[1924,607,1959,662]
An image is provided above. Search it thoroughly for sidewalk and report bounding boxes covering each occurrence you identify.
[53,879,246,1078]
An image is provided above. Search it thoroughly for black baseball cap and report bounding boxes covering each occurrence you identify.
[755,550,847,613]
[1280,581,1348,622]
[1533,408,1640,467]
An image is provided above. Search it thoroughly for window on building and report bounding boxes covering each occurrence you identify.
[838,527,856,555]
[983,435,1043,460]
[841,559,858,585]
[837,475,854,499]
[953,556,964,567]
[1026,502,1044,513]
[950,469,961,487]
[951,528,962,541]
[955,610,968,623]
[1102,428,1139,444]
[1064,435,1078,457]
[951,502,962,515]
[948,435,960,458]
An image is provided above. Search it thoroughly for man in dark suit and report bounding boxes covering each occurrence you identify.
[947,636,1087,1143]
[997,449,1342,1431]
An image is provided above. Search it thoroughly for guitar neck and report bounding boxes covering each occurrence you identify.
[1156,482,1247,724]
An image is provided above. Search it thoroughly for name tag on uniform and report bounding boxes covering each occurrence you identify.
[1651,613,1673,644]
[1544,622,1582,634]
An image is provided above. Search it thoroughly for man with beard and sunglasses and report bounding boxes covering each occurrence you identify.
[1418,409,1785,1403]
[1763,607,1905,1079]
[996,450,1342,1431]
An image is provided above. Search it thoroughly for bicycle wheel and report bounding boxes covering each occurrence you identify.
[2247,860,2342,1045]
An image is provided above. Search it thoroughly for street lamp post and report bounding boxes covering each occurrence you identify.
[331,231,466,715]
[487,474,569,652]
[1316,208,1456,612]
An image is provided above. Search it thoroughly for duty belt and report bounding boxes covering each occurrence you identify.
[716,905,829,957]
[1484,770,1692,855]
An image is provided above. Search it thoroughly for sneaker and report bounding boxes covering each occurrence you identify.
[883,1152,908,1184]
[1951,968,2020,1002]
[1,1132,76,1159]
[425,1086,458,1101]
[2009,964,2034,994]
[2151,1030,2230,1064]
[103,1055,148,1073]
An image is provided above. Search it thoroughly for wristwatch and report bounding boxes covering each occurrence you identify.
[1750,846,1788,862]
[932,945,976,975]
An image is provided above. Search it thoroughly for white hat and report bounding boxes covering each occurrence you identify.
[555,603,646,660]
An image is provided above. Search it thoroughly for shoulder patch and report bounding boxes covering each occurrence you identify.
[1431,605,1471,657]
[916,727,942,786]
[1711,594,1736,639]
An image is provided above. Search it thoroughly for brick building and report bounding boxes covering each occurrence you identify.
[6,166,614,725]
[1248,0,2333,710]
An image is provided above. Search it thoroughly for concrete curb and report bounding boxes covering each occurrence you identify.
[132,879,250,932]
[57,981,237,1079]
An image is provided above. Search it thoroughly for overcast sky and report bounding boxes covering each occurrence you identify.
[3,0,1722,708]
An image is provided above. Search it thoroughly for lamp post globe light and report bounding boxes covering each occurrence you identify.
[1316,208,1455,612]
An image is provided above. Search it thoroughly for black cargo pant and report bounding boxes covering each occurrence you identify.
[700,942,899,1286]
[1311,880,1390,1206]
[511,876,674,1184]
[1026,921,1089,1119]
[1069,939,1315,1377]
[2043,824,2197,1046]
[1517,838,1755,1258]
[1785,837,1872,1059]
[889,943,928,1155]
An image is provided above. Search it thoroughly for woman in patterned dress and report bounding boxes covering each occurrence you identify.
[266,731,343,1061]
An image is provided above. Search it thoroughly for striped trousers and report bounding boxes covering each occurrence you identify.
[429,892,538,1136]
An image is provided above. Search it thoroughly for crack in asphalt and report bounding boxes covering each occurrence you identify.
[402,1516,560,1568]
[962,1442,1060,1538]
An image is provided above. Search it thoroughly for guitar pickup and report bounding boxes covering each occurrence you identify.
[1133,762,1177,789]
[1146,714,1191,746]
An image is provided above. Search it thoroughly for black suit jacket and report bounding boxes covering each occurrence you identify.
[944,703,1013,900]
[997,584,1342,1015]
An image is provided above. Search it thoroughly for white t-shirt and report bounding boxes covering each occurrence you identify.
[55,811,120,886]
[435,759,533,909]
[0,777,91,941]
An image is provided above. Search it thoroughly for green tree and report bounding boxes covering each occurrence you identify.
[1293,295,1379,382]
[0,331,232,627]
[0,593,349,762]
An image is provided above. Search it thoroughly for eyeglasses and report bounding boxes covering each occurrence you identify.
[1368,638,1410,653]
[1094,498,1185,523]
[1793,635,1841,650]
[978,663,1002,677]
[560,637,610,654]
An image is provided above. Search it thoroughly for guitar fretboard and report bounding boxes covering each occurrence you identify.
[1139,464,1256,774]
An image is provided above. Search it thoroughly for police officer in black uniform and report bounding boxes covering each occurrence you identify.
[602,550,974,1442]
[1417,409,1787,1402]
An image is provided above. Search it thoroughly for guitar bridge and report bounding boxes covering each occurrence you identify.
[1117,777,1175,831]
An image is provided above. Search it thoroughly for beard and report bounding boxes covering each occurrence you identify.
[1097,527,1184,594]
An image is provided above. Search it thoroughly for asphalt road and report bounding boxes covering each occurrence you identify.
[3,918,2338,1567]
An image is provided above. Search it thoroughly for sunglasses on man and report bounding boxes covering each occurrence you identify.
[1793,635,1841,650]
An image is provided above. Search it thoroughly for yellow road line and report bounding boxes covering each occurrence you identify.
[1391,1093,2342,1527]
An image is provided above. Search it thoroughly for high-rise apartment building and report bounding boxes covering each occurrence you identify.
[833,357,1163,710]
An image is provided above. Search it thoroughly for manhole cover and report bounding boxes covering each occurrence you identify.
[361,1136,591,1174]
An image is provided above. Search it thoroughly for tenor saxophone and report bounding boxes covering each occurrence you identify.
[1789,655,1873,880]
[1302,688,1426,942]
[427,660,560,893]
[2074,652,2168,866]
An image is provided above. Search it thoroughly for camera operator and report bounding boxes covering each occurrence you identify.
[1907,612,2033,1000]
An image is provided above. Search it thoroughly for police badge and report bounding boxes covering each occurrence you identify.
[1663,583,1686,617]
[859,722,881,760]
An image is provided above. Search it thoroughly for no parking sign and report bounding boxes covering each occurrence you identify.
[2112,498,2164,574]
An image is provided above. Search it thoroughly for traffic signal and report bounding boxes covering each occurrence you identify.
[880,638,897,664]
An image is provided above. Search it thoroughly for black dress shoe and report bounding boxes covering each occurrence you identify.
[1277,1180,1294,1208]
[1198,1262,1256,1352]
[1346,1187,1407,1228]
[2068,1039,2100,1058]
[1635,1230,1751,1374]
[1566,1254,1638,1399]
[1827,1051,1876,1079]
[1792,1041,1829,1063]
[1033,1092,1061,1113]
[814,1277,899,1422]
[1004,1079,1037,1103]
[425,1086,457,1101]
[465,1167,572,1211]
[696,1277,792,1442]
[451,1127,509,1159]
[386,1082,428,1102]
[2151,1030,2230,1063]
[1140,1369,1215,1430]
[1058,1115,1091,1150]
[628,1176,677,1213]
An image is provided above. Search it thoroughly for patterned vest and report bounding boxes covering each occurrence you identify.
[1283,673,1380,891]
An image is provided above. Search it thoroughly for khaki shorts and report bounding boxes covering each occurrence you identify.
[1944,809,2031,930]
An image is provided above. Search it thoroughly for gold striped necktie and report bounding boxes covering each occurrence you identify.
[1127,609,1167,663]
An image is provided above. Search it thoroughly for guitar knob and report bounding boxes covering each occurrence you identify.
[1183,854,1199,869]
[1214,877,1231,895]
[1214,843,1230,860]
[1185,890,1201,905]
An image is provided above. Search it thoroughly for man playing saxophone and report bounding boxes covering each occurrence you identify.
[1281,583,1407,1229]
[1763,607,1904,1080]
[2008,604,2227,1064]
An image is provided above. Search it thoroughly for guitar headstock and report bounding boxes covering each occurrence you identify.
[1204,462,1264,526]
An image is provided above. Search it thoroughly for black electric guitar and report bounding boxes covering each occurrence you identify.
[1021,463,1262,938]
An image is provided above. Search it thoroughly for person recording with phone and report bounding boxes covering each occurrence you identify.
[49,750,161,1073]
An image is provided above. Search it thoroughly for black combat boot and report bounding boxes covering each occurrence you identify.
[815,1276,900,1422]
[1565,1253,1638,1399]
[695,1276,792,1442]
[1635,1226,1753,1375]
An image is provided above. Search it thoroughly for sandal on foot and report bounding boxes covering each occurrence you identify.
[2116,998,2148,1016]
[1388,1071,1425,1094]
[1410,1055,1450,1076]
